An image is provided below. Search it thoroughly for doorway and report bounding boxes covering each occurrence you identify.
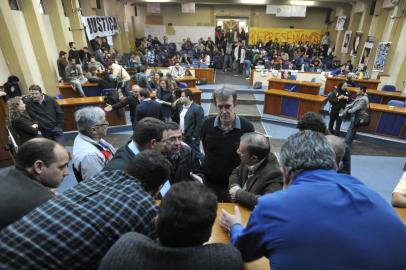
[216,17,248,42]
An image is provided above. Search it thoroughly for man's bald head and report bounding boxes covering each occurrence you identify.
[326,135,346,168]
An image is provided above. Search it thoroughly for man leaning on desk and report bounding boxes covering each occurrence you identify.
[220,130,406,270]
[228,132,283,210]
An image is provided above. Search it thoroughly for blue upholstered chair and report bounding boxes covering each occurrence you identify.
[382,84,397,92]
[290,74,297,80]
[388,100,405,107]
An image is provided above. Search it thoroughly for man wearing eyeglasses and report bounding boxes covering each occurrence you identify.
[200,85,254,201]
[73,106,115,181]
[162,122,204,184]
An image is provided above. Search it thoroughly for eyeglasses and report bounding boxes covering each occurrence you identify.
[163,135,182,143]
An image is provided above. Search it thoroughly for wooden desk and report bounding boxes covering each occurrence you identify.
[177,76,197,88]
[264,89,327,120]
[268,78,321,95]
[357,103,406,139]
[347,87,406,104]
[395,207,406,224]
[57,82,100,98]
[211,203,270,270]
[325,77,380,95]
[57,96,126,131]
[194,68,215,84]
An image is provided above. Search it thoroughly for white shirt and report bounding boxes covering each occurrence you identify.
[179,104,190,132]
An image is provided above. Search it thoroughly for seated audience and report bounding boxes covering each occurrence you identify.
[65,56,88,97]
[220,131,406,269]
[136,88,164,122]
[3,75,22,100]
[162,122,204,184]
[85,66,113,90]
[0,150,171,269]
[73,107,115,181]
[392,171,406,208]
[104,117,166,171]
[170,62,185,78]
[87,55,105,71]
[0,138,69,230]
[6,96,39,145]
[99,182,243,270]
[25,84,65,144]
[229,132,283,210]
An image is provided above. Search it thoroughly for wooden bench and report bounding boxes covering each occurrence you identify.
[57,96,126,131]
[325,76,380,95]
[347,87,406,104]
[268,78,321,95]
[57,82,100,98]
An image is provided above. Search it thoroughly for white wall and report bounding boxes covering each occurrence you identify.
[11,11,44,90]
[0,47,10,84]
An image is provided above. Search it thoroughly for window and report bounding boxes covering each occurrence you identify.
[96,0,101,9]
[9,0,21,10]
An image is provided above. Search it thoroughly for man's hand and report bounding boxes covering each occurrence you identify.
[229,185,241,201]
[190,172,203,184]
[32,124,38,129]
[219,206,242,233]
[104,105,113,112]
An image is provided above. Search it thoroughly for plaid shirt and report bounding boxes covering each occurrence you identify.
[0,170,158,270]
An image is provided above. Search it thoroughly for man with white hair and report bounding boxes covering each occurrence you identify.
[73,106,115,181]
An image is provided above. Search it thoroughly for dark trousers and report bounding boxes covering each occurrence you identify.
[345,114,358,146]
[41,128,65,145]
[329,109,343,136]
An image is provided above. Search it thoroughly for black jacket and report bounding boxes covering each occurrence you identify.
[11,116,39,145]
[112,96,139,126]
[0,167,53,230]
[166,145,204,184]
[135,100,163,122]
[328,87,351,112]
[104,141,135,172]
[25,95,64,133]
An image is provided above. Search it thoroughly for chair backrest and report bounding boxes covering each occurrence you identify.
[388,100,405,107]
[382,84,396,92]
[290,74,297,80]
[310,77,317,83]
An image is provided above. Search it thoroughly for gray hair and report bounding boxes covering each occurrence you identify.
[280,130,336,178]
[75,106,105,136]
[240,132,270,160]
[213,84,237,104]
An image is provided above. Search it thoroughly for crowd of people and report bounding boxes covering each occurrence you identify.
[0,29,405,269]
[0,81,406,268]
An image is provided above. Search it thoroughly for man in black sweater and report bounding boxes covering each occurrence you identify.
[25,84,65,144]
[200,85,254,202]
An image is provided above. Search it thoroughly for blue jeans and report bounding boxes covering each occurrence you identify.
[244,60,252,78]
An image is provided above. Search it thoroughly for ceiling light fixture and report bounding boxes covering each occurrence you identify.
[240,0,267,4]
[290,1,316,6]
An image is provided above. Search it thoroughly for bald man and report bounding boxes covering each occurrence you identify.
[0,138,69,229]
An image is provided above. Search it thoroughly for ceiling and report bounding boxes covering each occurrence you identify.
[127,0,355,8]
